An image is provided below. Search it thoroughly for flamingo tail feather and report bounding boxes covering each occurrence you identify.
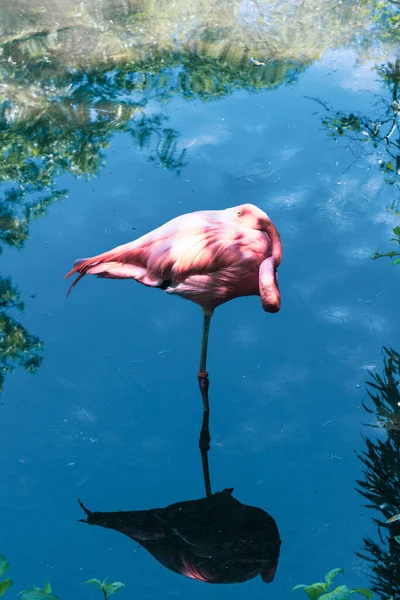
[65,255,162,297]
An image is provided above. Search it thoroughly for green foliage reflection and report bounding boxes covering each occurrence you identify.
[372,226,400,265]
[310,57,400,265]
[0,277,43,394]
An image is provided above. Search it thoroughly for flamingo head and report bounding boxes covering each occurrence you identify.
[226,203,282,268]
[226,203,270,231]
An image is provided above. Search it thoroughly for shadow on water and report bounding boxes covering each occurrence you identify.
[356,347,400,599]
[77,392,282,585]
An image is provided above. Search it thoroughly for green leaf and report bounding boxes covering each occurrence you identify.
[292,583,327,600]
[104,582,126,596]
[42,581,51,595]
[351,589,373,599]
[393,258,400,265]
[20,590,59,600]
[86,579,102,588]
[0,556,9,580]
[325,569,344,585]
[392,226,400,236]
[386,513,400,523]
[394,535,400,544]
[319,585,352,600]
[292,584,308,592]
[0,578,13,597]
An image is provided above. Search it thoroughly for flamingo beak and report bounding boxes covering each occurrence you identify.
[259,257,281,313]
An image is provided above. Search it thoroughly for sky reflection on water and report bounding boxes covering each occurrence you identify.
[0,1,399,599]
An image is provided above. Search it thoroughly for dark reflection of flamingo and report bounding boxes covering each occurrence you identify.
[78,489,281,585]
[78,394,281,585]
[64,203,282,407]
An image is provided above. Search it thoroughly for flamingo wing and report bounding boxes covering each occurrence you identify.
[145,224,269,283]
[65,215,270,297]
[64,212,219,278]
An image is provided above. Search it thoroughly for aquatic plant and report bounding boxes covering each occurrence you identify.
[1,553,384,600]
[86,578,126,600]
[386,513,400,545]
[0,554,126,599]
[292,568,373,600]
[0,555,13,597]
[20,581,59,599]
[356,347,400,599]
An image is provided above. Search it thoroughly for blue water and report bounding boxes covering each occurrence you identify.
[1,3,399,600]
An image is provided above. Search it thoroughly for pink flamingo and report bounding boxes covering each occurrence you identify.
[65,203,282,407]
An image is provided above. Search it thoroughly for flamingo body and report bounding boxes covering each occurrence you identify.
[65,203,282,314]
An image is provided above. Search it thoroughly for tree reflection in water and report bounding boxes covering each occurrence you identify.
[0,277,43,394]
[309,55,400,264]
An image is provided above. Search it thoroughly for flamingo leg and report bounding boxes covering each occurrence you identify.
[198,310,212,410]
[198,309,213,497]
[199,311,212,375]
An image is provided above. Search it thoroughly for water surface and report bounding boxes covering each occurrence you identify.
[0,2,399,599]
